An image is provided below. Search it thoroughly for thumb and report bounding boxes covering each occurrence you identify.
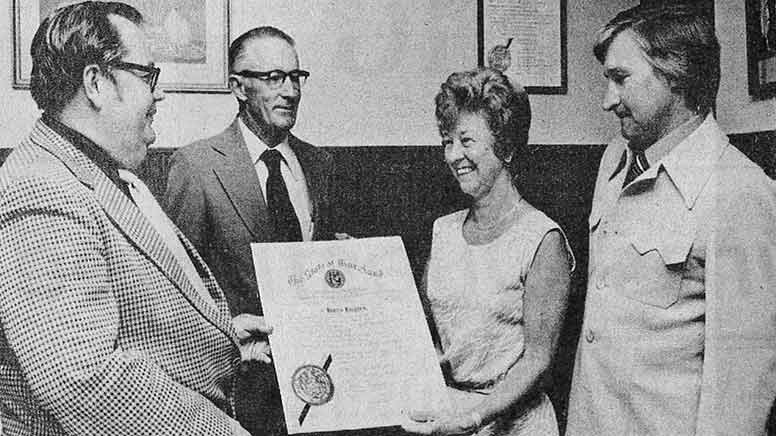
[407,409,438,422]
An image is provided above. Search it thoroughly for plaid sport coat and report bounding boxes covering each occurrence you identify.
[0,119,241,435]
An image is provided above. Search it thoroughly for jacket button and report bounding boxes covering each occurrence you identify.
[585,329,595,343]
[596,274,606,289]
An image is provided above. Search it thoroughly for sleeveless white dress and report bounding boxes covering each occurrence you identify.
[426,207,574,436]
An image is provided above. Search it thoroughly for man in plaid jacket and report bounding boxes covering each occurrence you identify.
[0,2,270,435]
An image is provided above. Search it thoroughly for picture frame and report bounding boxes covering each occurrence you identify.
[746,0,776,99]
[477,0,567,94]
[12,0,231,93]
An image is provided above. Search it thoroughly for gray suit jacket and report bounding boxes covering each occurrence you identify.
[163,118,335,316]
[164,119,335,435]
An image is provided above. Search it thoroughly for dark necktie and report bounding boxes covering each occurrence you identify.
[260,149,302,242]
[623,149,649,187]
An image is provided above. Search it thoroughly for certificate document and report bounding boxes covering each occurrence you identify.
[251,237,449,434]
[481,0,565,91]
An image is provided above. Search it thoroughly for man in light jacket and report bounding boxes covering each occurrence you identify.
[567,5,776,435]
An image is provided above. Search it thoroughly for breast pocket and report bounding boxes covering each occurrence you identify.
[619,230,693,308]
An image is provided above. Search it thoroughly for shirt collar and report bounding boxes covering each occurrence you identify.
[238,117,302,181]
[608,114,703,182]
[608,114,727,209]
[659,114,728,209]
[643,114,704,165]
[41,113,132,200]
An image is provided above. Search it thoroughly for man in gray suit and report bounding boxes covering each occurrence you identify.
[164,26,336,436]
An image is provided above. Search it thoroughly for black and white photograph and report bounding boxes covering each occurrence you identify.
[0,1,774,435]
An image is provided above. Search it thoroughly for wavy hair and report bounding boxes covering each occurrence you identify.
[435,68,531,176]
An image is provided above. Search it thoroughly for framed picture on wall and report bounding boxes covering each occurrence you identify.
[477,0,567,94]
[746,0,776,99]
[12,0,231,93]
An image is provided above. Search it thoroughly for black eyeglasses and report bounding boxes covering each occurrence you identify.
[111,61,161,92]
[232,69,310,89]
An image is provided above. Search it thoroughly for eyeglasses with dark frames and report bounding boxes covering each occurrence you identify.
[111,61,161,92]
[232,69,310,89]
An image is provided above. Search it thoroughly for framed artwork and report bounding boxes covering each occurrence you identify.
[12,0,230,93]
[477,0,567,94]
[746,0,776,99]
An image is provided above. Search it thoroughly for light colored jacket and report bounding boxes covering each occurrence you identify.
[567,116,776,435]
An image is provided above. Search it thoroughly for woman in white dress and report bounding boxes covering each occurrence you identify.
[402,68,574,436]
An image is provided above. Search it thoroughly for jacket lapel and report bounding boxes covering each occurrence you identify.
[289,135,324,237]
[590,141,626,231]
[212,119,271,241]
[94,178,237,344]
[31,120,238,345]
[172,223,237,340]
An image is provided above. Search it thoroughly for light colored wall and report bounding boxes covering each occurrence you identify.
[229,0,476,147]
[0,0,771,149]
[534,0,631,144]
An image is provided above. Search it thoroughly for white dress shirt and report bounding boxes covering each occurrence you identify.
[239,119,314,241]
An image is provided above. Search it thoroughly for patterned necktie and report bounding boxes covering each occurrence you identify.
[260,149,302,242]
[623,149,649,187]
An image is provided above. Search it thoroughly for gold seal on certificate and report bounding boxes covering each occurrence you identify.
[292,364,333,405]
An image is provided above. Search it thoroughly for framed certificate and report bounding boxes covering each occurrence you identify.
[478,0,567,94]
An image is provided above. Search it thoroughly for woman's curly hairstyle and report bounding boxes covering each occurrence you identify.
[435,68,531,176]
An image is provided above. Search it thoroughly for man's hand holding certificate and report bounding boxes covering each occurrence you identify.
[232,314,273,365]
[251,237,448,434]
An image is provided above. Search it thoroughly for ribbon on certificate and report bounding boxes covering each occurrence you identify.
[293,354,333,425]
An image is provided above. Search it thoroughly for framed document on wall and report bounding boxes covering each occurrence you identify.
[13,0,230,93]
[478,0,567,94]
[746,0,776,99]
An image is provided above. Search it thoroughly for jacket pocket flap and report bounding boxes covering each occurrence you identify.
[630,230,693,265]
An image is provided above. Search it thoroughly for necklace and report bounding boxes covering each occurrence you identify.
[467,195,524,233]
